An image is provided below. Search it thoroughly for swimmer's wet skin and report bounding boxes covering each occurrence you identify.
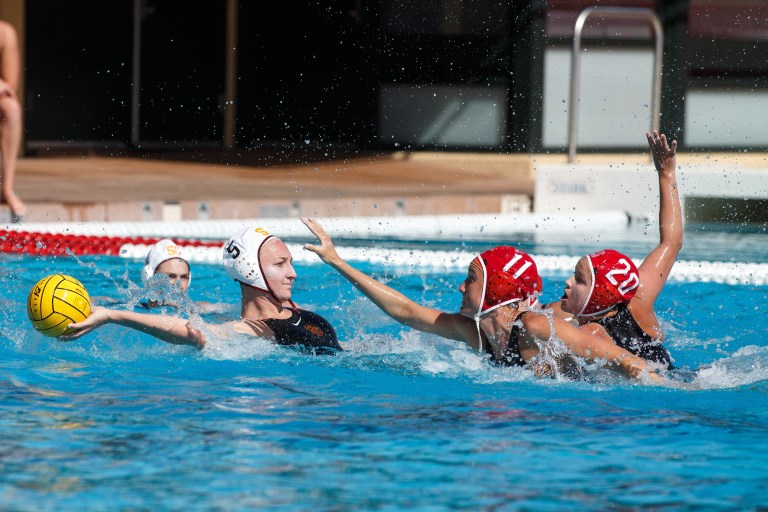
[548,131,680,371]
[222,225,342,353]
[301,217,665,383]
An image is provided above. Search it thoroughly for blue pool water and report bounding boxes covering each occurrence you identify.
[2,226,767,510]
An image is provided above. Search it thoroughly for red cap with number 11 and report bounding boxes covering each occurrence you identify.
[475,246,540,318]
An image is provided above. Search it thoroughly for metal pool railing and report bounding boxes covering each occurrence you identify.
[568,7,663,163]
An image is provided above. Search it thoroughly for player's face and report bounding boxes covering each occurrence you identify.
[458,260,484,318]
[260,239,297,303]
[561,257,592,315]
[155,258,191,293]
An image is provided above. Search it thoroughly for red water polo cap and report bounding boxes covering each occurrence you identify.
[475,246,540,318]
[578,249,640,317]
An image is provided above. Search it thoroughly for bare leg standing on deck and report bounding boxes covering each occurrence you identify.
[0,20,26,221]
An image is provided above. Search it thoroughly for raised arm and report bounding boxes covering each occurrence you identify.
[637,130,682,305]
[60,306,206,348]
[301,217,478,346]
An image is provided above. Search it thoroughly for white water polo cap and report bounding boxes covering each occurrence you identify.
[141,239,188,285]
[222,225,275,291]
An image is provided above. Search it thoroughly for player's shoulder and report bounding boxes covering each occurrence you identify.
[519,311,551,335]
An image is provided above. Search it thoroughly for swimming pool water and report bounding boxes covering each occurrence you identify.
[1,226,767,511]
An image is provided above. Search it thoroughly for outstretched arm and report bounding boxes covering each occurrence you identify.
[565,320,666,383]
[637,130,682,305]
[59,306,206,348]
[301,217,478,347]
[521,313,667,384]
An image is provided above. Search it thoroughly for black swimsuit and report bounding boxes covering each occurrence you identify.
[595,304,672,368]
[263,308,342,355]
[495,313,582,380]
[498,324,525,367]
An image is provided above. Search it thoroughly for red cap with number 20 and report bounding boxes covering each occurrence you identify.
[578,249,640,317]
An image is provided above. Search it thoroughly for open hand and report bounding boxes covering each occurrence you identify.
[58,306,112,341]
[646,130,677,175]
[301,217,342,266]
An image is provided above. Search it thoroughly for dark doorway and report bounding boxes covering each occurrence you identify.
[137,0,226,146]
[24,0,225,150]
[235,1,376,149]
[25,0,133,147]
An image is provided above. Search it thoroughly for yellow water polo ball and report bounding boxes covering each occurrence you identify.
[27,274,91,337]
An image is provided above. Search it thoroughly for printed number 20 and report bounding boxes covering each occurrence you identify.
[605,258,639,295]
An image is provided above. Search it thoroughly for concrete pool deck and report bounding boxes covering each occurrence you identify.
[4,148,768,224]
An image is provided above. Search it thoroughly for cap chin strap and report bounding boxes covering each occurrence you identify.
[475,257,489,353]
[576,303,617,318]
[474,317,483,354]
[473,298,524,356]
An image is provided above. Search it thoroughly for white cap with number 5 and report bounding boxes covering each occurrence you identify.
[222,226,275,291]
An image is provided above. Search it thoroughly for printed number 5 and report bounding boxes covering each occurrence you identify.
[226,241,241,259]
[605,258,639,295]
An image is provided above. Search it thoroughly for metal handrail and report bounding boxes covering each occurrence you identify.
[567,7,663,163]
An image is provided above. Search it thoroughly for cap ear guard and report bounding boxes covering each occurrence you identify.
[485,272,519,306]
[141,262,153,286]
[230,249,269,292]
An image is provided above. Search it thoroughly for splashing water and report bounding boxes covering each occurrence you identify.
[1,229,767,510]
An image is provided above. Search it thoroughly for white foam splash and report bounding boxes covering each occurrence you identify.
[687,345,768,389]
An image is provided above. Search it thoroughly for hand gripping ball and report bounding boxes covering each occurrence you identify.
[27,274,91,337]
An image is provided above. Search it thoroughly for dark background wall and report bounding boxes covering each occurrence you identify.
[25,0,224,148]
[22,0,523,152]
[18,0,768,153]
[236,1,375,149]
[25,0,133,144]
